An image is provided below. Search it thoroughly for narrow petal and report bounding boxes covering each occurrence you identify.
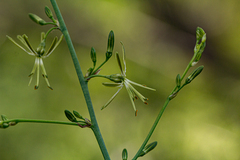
[28,57,38,86]
[102,82,122,87]
[21,35,38,55]
[43,34,63,58]
[39,58,53,90]
[125,80,148,104]
[115,52,124,75]
[126,79,156,91]
[124,82,137,115]
[120,42,126,76]
[6,35,35,56]
[34,58,40,90]
[101,84,123,110]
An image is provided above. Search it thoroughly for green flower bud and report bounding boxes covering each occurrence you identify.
[139,141,158,157]
[185,65,204,85]
[176,74,181,88]
[196,27,206,43]
[73,110,84,120]
[64,110,77,122]
[107,30,114,53]
[91,47,97,67]
[45,6,53,19]
[29,13,47,25]
[0,121,9,129]
[122,148,128,160]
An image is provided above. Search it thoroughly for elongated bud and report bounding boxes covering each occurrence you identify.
[45,6,53,19]
[139,141,158,157]
[73,110,84,120]
[107,30,114,53]
[122,148,128,160]
[29,13,47,25]
[91,47,97,67]
[176,74,181,88]
[192,27,206,66]
[185,65,204,85]
[0,121,9,129]
[196,27,206,43]
[64,110,77,122]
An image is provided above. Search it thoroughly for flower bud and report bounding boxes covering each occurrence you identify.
[196,27,206,43]
[45,6,53,19]
[139,141,158,157]
[176,74,181,88]
[29,13,47,25]
[91,47,97,67]
[64,110,77,122]
[185,65,204,85]
[0,121,9,129]
[107,30,114,53]
[122,148,128,160]
[73,110,84,120]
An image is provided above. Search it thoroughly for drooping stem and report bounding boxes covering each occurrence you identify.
[50,1,110,159]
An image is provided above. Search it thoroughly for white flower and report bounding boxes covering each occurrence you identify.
[7,32,63,90]
[102,42,156,116]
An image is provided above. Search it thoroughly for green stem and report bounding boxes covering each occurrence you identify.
[132,97,171,160]
[5,119,84,126]
[50,1,110,159]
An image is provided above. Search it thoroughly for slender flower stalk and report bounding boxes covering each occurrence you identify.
[7,33,63,90]
[102,42,156,116]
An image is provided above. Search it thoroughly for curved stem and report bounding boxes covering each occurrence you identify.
[132,98,171,160]
[50,1,110,159]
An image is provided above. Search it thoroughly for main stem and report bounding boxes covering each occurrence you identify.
[50,1,110,159]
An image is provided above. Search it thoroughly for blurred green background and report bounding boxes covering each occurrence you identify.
[0,0,240,159]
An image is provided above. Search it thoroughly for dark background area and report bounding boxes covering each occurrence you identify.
[0,0,239,159]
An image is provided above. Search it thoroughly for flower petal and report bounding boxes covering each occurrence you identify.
[6,35,35,56]
[101,84,123,110]
[126,79,156,91]
[43,34,63,58]
[120,42,126,76]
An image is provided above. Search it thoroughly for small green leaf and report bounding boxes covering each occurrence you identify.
[64,110,77,122]
[122,148,128,160]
